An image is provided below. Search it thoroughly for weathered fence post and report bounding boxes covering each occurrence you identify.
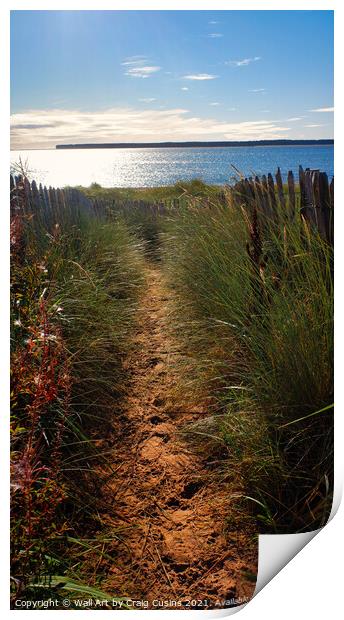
[318,171,332,244]
[261,175,271,218]
[311,170,327,240]
[299,166,316,227]
[287,171,296,219]
[267,173,277,214]
[275,167,286,210]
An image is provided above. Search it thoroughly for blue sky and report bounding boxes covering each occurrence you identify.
[10,10,334,148]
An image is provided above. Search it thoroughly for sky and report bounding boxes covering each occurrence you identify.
[10,10,334,149]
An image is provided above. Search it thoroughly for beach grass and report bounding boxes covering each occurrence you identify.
[10,179,146,603]
[162,189,333,532]
[10,171,332,605]
[79,178,223,203]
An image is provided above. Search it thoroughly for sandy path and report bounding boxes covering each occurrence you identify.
[103,265,257,609]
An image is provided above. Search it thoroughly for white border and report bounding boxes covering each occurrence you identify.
[2,2,342,618]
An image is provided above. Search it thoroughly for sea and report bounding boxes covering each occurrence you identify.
[10,145,334,188]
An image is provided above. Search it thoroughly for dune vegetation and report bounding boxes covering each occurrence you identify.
[10,175,146,604]
[10,174,333,607]
[161,187,333,532]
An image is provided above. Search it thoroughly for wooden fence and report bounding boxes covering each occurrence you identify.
[10,175,171,228]
[10,175,107,225]
[230,166,334,245]
[11,166,334,244]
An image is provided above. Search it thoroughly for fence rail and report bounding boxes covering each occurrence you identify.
[230,166,334,244]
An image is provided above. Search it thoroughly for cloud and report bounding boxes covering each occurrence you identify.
[209,20,219,24]
[14,123,59,129]
[122,56,161,78]
[305,124,324,128]
[286,117,304,121]
[309,107,334,113]
[208,33,223,38]
[121,56,148,66]
[125,66,160,78]
[227,56,261,67]
[210,102,220,106]
[138,98,157,103]
[181,87,189,91]
[183,73,218,81]
[11,107,293,150]
[249,88,266,93]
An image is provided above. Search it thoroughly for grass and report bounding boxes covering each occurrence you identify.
[80,176,333,533]
[10,169,333,605]
[10,174,146,605]
[162,189,333,533]
[79,178,223,203]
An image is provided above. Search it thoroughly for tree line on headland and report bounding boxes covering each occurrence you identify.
[56,139,334,149]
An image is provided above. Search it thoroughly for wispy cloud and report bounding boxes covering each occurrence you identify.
[210,102,220,106]
[183,73,218,81]
[208,33,223,38]
[138,98,157,103]
[286,117,304,121]
[227,56,261,67]
[122,56,160,78]
[209,20,219,25]
[125,65,160,78]
[121,55,147,66]
[11,107,292,150]
[181,87,189,91]
[249,88,266,93]
[309,107,334,113]
[305,124,324,128]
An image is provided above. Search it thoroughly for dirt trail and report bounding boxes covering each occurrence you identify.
[103,264,257,609]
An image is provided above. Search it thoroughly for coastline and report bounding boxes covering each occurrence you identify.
[55,139,334,150]
[11,142,334,153]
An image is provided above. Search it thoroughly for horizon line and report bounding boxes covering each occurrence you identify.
[54,138,334,151]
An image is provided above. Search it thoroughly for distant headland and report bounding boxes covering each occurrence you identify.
[56,139,334,150]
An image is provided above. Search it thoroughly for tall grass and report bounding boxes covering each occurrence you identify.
[163,192,333,532]
[11,168,334,605]
[10,176,145,604]
[82,178,222,204]
[80,179,222,257]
